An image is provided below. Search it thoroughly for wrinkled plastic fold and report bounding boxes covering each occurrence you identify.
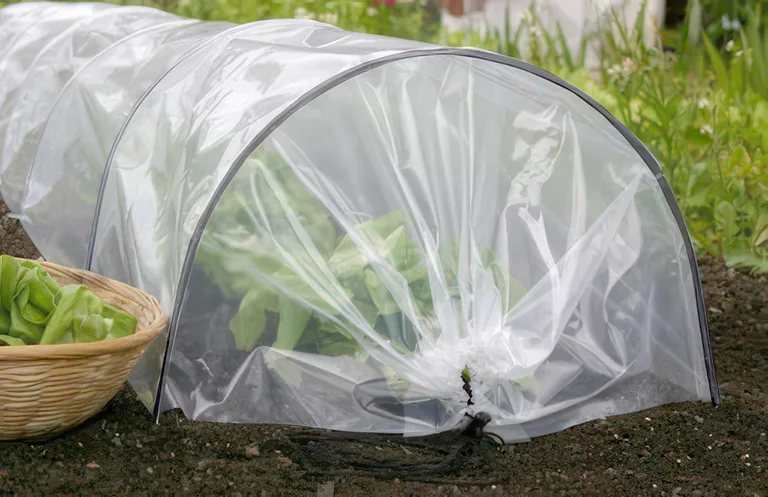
[0,2,716,443]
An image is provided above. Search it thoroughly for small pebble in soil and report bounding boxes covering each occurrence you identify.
[316,481,335,497]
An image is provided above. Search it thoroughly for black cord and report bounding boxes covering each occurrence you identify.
[462,374,474,406]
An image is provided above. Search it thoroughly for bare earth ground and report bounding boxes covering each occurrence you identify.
[0,201,766,497]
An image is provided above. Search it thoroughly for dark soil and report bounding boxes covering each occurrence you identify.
[0,201,766,496]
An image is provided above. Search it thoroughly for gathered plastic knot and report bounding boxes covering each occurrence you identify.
[460,411,492,438]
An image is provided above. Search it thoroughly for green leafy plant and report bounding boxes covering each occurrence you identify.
[170,0,767,359]
[0,255,137,346]
[196,154,526,358]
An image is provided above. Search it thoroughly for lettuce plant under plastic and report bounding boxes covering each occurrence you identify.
[0,2,718,442]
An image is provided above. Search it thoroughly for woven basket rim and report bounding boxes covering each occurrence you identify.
[0,259,167,360]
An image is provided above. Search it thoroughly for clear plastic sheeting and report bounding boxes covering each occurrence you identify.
[18,15,232,268]
[0,3,180,215]
[0,2,113,201]
[177,56,712,440]
[0,2,717,443]
[87,19,434,409]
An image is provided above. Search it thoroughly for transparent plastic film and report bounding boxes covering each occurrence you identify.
[0,2,55,49]
[169,55,710,441]
[0,3,179,213]
[18,18,233,268]
[0,2,715,442]
[0,2,115,202]
[87,20,435,410]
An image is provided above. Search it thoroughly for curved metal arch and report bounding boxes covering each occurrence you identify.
[85,19,244,271]
[147,47,719,422]
[21,19,202,228]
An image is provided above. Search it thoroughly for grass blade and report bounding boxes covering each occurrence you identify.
[702,31,731,94]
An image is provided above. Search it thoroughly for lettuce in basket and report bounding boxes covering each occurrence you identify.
[0,255,137,346]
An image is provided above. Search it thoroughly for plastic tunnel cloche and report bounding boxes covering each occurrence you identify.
[0,1,718,443]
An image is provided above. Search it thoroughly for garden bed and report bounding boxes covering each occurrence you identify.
[0,200,765,496]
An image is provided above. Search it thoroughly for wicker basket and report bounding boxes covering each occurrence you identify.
[0,260,167,441]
